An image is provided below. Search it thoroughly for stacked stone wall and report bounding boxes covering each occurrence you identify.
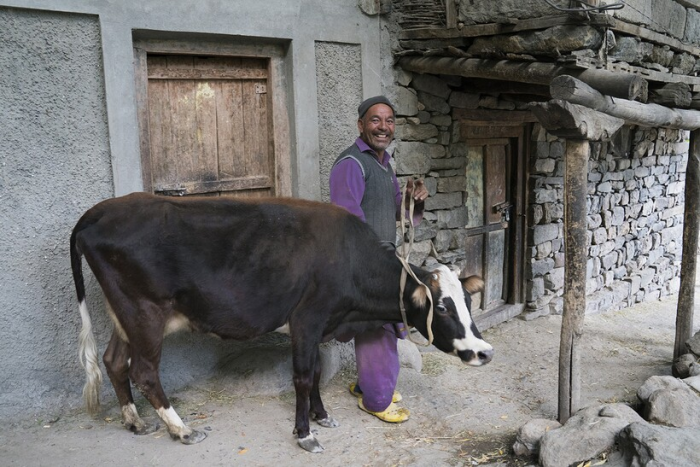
[527,126,688,317]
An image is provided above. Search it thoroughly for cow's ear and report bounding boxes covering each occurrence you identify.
[462,275,484,294]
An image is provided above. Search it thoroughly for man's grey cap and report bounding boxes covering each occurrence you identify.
[358,95,395,118]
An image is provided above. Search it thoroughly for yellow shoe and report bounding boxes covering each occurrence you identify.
[348,383,402,403]
[358,399,410,423]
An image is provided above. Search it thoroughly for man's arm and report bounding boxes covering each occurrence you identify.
[329,158,367,221]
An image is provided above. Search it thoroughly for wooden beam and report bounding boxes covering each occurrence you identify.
[674,129,700,363]
[452,108,538,124]
[399,56,648,101]
[550,75,700,130]
[648,82,692,108]
[461,78,551,97]
[399,13,614,40]
[558,139,590,422]
[529,100,624,140]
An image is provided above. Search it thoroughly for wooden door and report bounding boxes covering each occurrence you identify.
[458,123,526,325]
[142,54,274,198]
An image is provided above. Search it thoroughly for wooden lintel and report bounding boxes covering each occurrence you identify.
[399,56,648,101]
[399,13,614,40]
[551,75,700,130]
[452,108,537,124]
[529,100,624,141]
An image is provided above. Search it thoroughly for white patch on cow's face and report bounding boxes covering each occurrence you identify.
[433,265,493,365]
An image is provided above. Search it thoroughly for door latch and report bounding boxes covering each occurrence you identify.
[493,201,512,225]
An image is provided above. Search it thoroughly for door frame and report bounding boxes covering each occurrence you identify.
[132,33,292,197]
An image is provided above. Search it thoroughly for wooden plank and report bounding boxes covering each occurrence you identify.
[465,145,484,229]
[558,139,589,423]
[148,68,268,80]
[674,129,700,363]
[462,125,523,138]
[193,80,219,182]
[400,13,614,40]
[242,79,270,178]
[217,79,245,178]
[486,144,506,225]
[454,108,538,123]
[153,175,271,196]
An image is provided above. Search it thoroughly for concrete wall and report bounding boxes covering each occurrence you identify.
[0,0,390,421]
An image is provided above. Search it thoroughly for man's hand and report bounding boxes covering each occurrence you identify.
[406,179,428,203]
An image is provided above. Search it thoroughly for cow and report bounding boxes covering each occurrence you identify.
[70,192,493,453]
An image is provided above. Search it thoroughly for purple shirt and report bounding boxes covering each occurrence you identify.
[329,138,422,225]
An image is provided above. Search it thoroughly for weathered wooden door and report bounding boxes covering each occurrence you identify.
[457,119,527,326]
[137,53,279,198]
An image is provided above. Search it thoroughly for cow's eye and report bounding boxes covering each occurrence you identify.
[435,304,447,313]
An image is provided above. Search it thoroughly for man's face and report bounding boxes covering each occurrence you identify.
[358,103,395,156]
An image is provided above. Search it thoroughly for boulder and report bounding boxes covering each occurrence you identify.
[513,418,561,457]
[617,422,700,466]
[539,403,644,467]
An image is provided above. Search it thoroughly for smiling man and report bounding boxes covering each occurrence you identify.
[329,95,428,423]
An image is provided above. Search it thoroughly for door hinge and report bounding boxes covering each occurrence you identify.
[255,83,267,94]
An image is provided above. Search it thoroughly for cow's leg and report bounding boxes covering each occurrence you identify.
[128,342,206,445]
[291,332,325,453]
[310,346,339,429]
[103,330,158,435]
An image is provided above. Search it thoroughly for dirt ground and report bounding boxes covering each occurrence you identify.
[4,283,699,467]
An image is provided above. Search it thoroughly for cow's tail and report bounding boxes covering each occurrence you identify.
[70,227,103,415]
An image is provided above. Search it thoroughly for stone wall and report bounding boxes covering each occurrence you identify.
[391,70,687,317]
[527,126,687,318]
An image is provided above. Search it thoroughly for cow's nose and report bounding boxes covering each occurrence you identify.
[478,348,494,365]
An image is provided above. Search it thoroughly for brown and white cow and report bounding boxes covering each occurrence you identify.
[70,193,493,453]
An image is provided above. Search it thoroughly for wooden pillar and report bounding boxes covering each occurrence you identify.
[674,129,700,363]
[558,139,590,422]
[530,100,624,422]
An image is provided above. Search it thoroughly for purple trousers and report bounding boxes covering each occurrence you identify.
[355,323,406,412]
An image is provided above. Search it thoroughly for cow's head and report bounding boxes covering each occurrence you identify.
[410,265,493,366]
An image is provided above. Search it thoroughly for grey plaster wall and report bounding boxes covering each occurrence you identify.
[315,41,363,202]
[0,0,392,421]
[0,8,114,418]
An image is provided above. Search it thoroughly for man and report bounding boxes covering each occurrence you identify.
[329,95,428,422]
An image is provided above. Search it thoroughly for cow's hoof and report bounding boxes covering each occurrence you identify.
[316,416,339,428]
[126,421,159,435]
[179,429,207,445]
[297,434,324,453]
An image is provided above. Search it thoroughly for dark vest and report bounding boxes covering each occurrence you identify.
[333,144,397,243]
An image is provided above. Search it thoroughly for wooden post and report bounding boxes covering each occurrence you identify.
[558,140,589,422]
[674,129,700,363]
